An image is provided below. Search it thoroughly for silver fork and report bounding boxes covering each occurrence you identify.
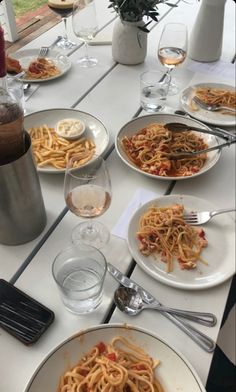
[193,96,236,113]
[37,35,63,58]
[184,208,236,225]
[38,46,49,58]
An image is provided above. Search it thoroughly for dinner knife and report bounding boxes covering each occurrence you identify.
[107,263,216,353]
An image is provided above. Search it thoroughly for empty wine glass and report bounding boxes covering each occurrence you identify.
[158,23,188,95]
[64,155,112,248]
[72,0,98,67]
[48,0,76,49]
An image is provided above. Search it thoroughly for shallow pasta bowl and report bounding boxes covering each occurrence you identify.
[115,113,221,180]
[24,323,206,392]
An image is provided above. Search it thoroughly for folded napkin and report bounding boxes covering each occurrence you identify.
[112,188,159,240]
[89,31,112,46]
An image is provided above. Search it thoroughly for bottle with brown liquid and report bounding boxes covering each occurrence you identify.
[0,24,24,166]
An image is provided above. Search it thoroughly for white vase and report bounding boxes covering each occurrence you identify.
[188,0,227,62]
[112,19,147,65]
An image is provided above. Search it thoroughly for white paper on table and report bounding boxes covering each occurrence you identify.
[187,60,235,83]
[112,188,159,240]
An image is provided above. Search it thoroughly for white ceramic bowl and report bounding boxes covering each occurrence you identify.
[24,323,206,392]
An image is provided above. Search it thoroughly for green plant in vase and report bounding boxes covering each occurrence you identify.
[109,0,177,65]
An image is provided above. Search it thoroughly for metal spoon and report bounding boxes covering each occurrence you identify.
[114,287,217,327]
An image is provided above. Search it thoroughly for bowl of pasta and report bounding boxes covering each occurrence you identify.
[115,113,221,180]
[24,323,206,392]
[24,108,109,173]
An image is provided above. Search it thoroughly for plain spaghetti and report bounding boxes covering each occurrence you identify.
[57,336,164,392]
[137,204,207,272]
[121,123,208,177]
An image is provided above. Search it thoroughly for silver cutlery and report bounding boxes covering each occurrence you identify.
[38,35,63,58]
[193,96,236,113]
[165,122,236,159]
[107,263,216,353]
[114,286,217,326]
[184,208,236,225]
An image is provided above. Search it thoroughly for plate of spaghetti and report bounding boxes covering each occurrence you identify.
[24,109,109,173]
[181,83,236,126]
[11,49,71,82]
[127,195,235,290]
[24,323,206,392]
[115,114,221,180]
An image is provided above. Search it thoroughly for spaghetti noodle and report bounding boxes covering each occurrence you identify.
[193,86,236,113]
[137,204,207,272]
[57,336,164,392]
[121,123,208,177]
[25,57,61,80]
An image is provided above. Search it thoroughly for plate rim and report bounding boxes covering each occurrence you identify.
[127,194,235,290]
[12,48,71,83]
[24,323,206,392]
[115,113,221,181]
[24,108,109,174]
[180,82,236,127]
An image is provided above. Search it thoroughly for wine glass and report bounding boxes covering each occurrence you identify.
[158,23,188,95]
[72,0,98,67]
[48,0,76,49]
[64,155,112,248]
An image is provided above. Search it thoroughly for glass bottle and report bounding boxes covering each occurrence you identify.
[0,24,24,166]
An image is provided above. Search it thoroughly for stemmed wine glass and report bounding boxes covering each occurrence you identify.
[158,23,188,95]
[48,0,76,49]
[64,155,112,248]
[72,0,98,67]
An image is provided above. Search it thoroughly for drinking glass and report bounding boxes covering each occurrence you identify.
[158,23,188,95]
[47,0,76,49]
[64,155,112,248]
[140,70,170,112]
[72,0,98,67]
[52,243,107,314]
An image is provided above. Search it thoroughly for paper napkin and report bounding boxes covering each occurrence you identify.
[89,31,112,46]
[111,188,159,240]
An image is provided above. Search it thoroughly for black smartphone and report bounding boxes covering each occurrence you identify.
[0,279,54,345]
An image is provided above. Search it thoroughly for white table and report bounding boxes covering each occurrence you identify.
[0,1,235,391]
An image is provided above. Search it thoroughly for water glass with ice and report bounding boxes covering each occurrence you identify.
[140,70,170,112]
[52,243,107,314]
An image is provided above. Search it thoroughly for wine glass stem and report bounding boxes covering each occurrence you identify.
[62,17,68,40]
[166,68,173,94]
[84,41,90,60]
[86,220,95,234]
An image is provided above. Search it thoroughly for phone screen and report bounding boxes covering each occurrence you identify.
[0,279,54,345]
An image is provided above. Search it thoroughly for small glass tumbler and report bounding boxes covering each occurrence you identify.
[140,70,170,112]
[52,243,107,314]
[7,77,25,113]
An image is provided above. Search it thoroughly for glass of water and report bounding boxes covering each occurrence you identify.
[52,243,107,314]
[140,70,170,112]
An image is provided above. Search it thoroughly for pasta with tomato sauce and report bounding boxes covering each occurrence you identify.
[57,336,164,392]
[137,204,208,272]
[121,123,208,177]
[25,57,61,80]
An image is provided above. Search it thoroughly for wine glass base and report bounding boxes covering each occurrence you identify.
[166,81,179,96]
[57,38,76,50]
[71,221,110,249]
[76,56,98,68]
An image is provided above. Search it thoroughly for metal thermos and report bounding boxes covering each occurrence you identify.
[0,132,47,245]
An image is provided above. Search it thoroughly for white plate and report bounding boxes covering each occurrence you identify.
[24,109,109,173]
[12,49,71,82]
[115,113,221,181]
[180,83,236,127]
[24,323,205,392]
[127,194,235,290]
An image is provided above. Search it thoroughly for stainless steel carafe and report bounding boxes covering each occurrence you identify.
[0,132,47,245]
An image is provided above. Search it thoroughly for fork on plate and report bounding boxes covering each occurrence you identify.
[193,96,236,113]
[37,35,63,58]
[184,208,236,225]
